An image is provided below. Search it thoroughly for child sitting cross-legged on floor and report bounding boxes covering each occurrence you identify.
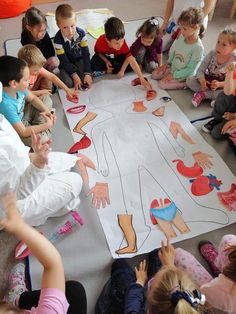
[0,55,55,147]
[95,240,206,314]
[201,62,236,140]
[91,17,152,90]
[54,4,93,91]
[187,25,236,108]
[0,192,87,314]
[18,44,78,103]
[152,7,204,90]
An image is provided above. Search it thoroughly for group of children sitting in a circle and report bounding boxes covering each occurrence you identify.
[0,4,235,152]
[0,2,235,313]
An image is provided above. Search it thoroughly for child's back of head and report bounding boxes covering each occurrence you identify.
[147,266,204,314]
[223,247,236,282]
[0,301,23,313]
[0,56,27,87]
[104,17,125,41]
[18,44,46,68]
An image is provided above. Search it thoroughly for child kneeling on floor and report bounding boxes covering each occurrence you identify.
[18,44,78,102]
[0,192,86,314]
[152,7,204,90]
[201,62,236,139]
[187,25,236,108]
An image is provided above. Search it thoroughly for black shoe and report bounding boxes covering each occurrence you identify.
[51,84,58,94]
[147,248,162,279]
[202,119,220,133]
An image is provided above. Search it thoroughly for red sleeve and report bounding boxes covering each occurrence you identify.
[233,70,236,80]
[94,35,108,54]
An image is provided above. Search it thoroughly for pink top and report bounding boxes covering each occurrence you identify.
[201,274,236,314]
[29,67,47,91]
[24,288,69,314]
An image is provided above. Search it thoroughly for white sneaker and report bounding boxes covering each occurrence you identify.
[210,100,215,107]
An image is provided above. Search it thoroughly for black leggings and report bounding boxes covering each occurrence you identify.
[18,280,87,314]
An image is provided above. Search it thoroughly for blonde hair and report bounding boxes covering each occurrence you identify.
[220,25,236,45]
[55,4,75,24]
[0,301,24,313]
[17,44,46,67]
[147,266,204,314]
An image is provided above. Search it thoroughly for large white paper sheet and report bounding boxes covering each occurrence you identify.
[59,74,236,258]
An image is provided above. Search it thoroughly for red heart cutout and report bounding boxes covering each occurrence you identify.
[191,176,213,196]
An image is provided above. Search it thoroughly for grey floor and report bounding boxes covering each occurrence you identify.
[0,1,235,314]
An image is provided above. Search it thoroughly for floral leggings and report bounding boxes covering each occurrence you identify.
[174,234,236,287]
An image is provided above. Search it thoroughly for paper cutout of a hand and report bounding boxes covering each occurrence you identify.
[87,182,110,209]
[192,151,213,169]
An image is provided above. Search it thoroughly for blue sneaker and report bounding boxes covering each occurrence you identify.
[92,70,106,77]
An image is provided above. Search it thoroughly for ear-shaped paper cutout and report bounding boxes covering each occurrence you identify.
[152,106,165,116]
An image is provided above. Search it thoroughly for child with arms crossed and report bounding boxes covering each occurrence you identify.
[54,4,93,90]
[18,45,78,103]
[0,56,55,147]
[152,7,204,90]
[0,192,75,313]
[91,17,152,90]
[187,25,236,107]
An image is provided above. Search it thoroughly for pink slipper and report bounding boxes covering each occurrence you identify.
[198,241,220,277]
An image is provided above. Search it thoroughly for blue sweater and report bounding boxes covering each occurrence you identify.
[54,27,91,76]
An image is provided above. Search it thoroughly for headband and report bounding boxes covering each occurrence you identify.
[171,289,205,308]
[149,18,159,26]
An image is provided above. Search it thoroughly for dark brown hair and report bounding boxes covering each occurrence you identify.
[136,17,160,38]
[104,17,125,41]
[22,7,47,42]
[0,56,27,87]
[177,7,205,38]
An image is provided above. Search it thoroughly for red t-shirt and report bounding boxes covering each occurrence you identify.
[94,34,131,58]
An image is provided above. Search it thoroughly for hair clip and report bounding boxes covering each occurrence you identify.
[66,105,86,114]
[149,18,159,26]
[171,290,205,308]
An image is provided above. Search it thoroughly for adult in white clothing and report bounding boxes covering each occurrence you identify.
[160,0,215,51]
[0,113,83,226]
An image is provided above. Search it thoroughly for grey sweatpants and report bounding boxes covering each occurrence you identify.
[211,92,236,139]
[186,76,222,100]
